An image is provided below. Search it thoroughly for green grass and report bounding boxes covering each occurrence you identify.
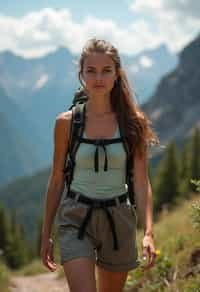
[8,257,65,278]
[0,261,11,292]
[2,193,200,291]
[125,193,200,291]
[11,258,50,276]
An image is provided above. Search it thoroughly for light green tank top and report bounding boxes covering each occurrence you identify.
[70,125,127,199]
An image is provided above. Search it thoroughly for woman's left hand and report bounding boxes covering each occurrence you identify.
[141,234,157,271]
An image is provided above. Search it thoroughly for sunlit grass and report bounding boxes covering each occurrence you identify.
[125,193,200,291]
[0,261,11,292]
[2,193,200,291]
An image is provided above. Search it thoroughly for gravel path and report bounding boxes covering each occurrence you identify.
[9,271,70,292]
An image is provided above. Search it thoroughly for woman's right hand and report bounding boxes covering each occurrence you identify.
[40,236,57,272]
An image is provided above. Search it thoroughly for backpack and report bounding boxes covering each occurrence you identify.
[63,88,136,208]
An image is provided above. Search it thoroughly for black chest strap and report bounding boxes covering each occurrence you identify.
[77,137,123,172]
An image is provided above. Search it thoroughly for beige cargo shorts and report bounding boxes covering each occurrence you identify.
[57,191,140,272]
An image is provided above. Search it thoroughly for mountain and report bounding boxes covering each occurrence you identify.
[0,167,51,241]
[123,44,178,104]
[142,33,200,152]
[0,43,177,185]
[0,47,78,101]
[0,44,177,105]
[0,47,79,177]
[0,34,199,242]
[0,86,47,187]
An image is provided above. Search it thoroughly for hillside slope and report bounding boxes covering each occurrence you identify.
[127,193,200,291]
[142,34,200,151]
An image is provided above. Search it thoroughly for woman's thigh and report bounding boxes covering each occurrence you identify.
[63,257,97,292]
[97,265,128,292]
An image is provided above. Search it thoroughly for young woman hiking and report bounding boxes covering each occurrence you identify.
[40,38,159,292]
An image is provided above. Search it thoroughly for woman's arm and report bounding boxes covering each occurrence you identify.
[132,146,156,270]
[42,111,72,238]
[132,146,153,237]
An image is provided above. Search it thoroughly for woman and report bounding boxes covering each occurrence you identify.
[41,38,159,292]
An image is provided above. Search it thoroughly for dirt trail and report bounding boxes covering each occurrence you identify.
[9,271,70,292]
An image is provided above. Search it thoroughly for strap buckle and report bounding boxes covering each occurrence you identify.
[92,200,103,209]
[114,197,121,207]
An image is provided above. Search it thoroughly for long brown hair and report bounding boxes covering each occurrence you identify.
[77,38,159,158]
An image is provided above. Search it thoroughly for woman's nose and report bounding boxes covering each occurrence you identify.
[95,73,103,80]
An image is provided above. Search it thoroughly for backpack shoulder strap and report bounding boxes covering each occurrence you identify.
[118,121,136,207]
[68,93,88,110]
[63,102,86,192]
[70,102,86,153]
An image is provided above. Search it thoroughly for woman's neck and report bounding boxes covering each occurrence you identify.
[85,97,113,116]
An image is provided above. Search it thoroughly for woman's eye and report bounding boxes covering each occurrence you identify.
[86,70,112,73]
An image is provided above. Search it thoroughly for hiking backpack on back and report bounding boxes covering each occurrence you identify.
[63,89,136,208]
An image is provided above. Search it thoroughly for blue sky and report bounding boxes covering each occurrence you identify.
[0,0,199,58]
[0,0,138,26]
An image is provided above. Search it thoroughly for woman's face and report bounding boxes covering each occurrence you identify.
[81,52,118,97]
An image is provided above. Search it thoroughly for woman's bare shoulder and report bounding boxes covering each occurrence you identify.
[56,110,72,122]
[54,110,72,141]
[50,111,73,181]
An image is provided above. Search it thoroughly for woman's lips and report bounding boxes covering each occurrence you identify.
[94,85,105,88]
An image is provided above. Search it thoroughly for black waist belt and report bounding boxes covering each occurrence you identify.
[67,191,128,251]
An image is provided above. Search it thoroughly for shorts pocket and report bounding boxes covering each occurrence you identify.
[130,205,137,220]
[107,203,137,248]
[58,198,91,230]
[62,196,75,206]
[57,197,76,225]
[119,202,137,226]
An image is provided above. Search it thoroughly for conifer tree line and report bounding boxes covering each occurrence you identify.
[0,206,35,269]
[0,127,199,269]
[152,127,200,215]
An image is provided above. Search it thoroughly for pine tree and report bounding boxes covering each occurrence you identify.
[0,204,10,259]
[153,141,180,212]
[190,127,200,191]
[36,216,43,258]
[5,208,29,269]
[179,141,191,197]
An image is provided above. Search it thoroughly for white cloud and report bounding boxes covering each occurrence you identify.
[139,56,153,68]
[0,4,199,59]
[131,0,200,20]
[33,73,49,90]
[130,0,200,52]
[132,1,163,11]
[0,9,164,58]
